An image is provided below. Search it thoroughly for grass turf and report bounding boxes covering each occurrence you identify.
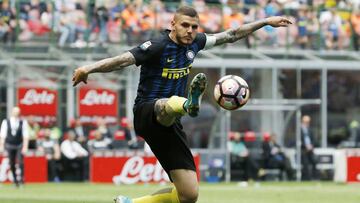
[0,181,359,203]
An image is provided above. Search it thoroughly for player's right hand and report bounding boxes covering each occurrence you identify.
[72,67,89,87]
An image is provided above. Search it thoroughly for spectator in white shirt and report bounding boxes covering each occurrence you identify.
[0,106,29,187]
[60,129,88,181]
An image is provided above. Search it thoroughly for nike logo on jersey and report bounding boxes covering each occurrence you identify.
[167,58,175,63]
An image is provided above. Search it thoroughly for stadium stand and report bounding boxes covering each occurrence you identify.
[1,0,360,184]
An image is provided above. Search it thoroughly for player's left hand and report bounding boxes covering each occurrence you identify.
[266,16,292,27]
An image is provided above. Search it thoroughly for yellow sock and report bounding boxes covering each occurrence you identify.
[166,96,187,115]
[133,188,180,203]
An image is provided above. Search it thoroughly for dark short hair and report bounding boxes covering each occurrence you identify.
[176,6,198,18]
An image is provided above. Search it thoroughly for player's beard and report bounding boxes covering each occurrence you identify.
[176,33,193,45]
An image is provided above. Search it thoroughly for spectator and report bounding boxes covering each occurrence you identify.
[139,6,155,42]
[243,7,257,48]
[107,13,122,43]
[69,4,87,48]
[351,9,360,51]
[348,119,360,147]
[228,132,262,184]
[121,3,140,45]
[57,6,72,47]
[70,117,87,146]
[60,129,88,181]
[0,106,29,187]
[223,7,244,31]
[0,1,16,44]
[262,133,294,180]
[120,117,138,149]
[0,16,9,42]
[320,8,344,49]
[257,4,279,47]
[27,116,40,149]
[87,129,111,152]
[198,6,221,34]
[49,121,62,141]
[306,9,320,49]
[40,2,54,31]
[301,115,318,180]
[95,117,112,140]
[94,5,109,46]
[297,7,308,49]
[26,2,50,38]
[37,128,61,182]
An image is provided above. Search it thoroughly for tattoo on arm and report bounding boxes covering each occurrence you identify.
[86,51,136,74]
[214,19,268,46]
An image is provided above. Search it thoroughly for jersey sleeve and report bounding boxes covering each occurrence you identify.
[195,33,207,51]
[128,39,163,66]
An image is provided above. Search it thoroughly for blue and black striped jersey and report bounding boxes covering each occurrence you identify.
[129,30,207,107]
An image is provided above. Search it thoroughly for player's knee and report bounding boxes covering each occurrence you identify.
[154,98,176,126]
[177,186,199,203]
[156,115,175,127]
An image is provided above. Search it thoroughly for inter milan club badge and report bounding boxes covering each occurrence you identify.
[186,50,195,60]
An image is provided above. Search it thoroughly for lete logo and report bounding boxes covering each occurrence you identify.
[112,156,169,185]
[80,90,115,106]
[20,89,55,105]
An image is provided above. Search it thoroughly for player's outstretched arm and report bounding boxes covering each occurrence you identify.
[72,51,135,86]
[212,16,292,46]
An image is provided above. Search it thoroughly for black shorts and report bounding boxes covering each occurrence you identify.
[133,100,196,180]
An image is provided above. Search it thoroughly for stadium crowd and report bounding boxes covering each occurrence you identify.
[0,112,144,182]
[19,116,140,182]
[1,0,360,50]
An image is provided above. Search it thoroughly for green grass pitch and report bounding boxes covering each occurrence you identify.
[0,182,359,203]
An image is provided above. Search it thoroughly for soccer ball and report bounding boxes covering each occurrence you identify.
[214,75,250,110]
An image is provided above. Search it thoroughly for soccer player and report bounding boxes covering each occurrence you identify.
[72,6,291,203]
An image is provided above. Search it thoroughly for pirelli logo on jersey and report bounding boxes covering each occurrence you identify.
[161,65,192,79]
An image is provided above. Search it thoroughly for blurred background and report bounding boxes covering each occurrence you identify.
[0,0,359,186]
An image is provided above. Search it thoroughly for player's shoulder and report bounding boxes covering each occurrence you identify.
[195,32,206,41]
[194,32,207,49]
[138,32,168,52]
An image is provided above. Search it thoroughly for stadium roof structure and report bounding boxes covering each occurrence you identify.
[197,47,360,70]
[1,45,360,76]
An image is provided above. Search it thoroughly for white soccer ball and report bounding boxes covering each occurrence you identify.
[214,75,250,110]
